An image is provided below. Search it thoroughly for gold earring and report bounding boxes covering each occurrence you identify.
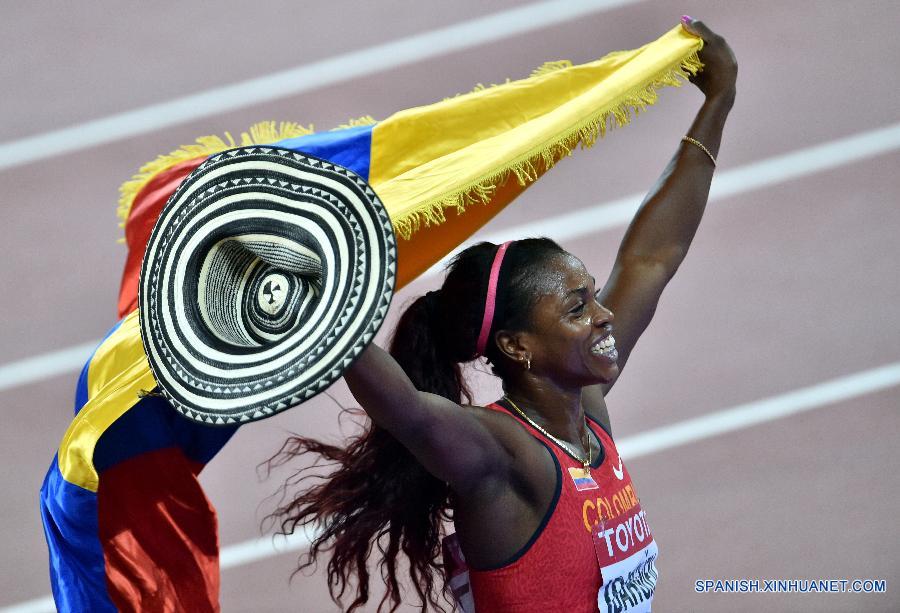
[525,356,531,370]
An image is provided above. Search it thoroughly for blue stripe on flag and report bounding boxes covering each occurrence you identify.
[74,319,126,415]
[93,395,238,473]
[40,456,116,613]
[275,124,374,179]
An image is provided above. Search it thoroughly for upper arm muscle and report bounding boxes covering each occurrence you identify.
[395,393,512,494]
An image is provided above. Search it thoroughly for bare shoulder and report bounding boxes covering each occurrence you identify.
[461,404,557,485]
[461,403,534,447]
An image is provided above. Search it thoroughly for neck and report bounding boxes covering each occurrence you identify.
[503,379,587,449]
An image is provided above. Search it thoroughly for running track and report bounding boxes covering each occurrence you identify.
[1,1,898,611]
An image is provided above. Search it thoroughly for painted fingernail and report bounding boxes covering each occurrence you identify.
[681,15,693,24]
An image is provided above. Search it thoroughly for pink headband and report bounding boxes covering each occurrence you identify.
[475,241,512,356]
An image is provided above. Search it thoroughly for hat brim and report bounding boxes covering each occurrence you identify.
[139,146,395,425]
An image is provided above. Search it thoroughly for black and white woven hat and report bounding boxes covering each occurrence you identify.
[139,146,396,425]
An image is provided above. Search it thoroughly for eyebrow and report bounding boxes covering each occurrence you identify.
[565,276,597,297]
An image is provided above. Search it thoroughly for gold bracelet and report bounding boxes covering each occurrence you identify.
[681,136,717,167]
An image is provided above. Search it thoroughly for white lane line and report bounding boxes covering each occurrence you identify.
[3,120,899,394]
[0,341,97,393]
[6,361,899,612]
[220,525,319,570]
[0,0,642,172]
[0,599,53,613]
[617,362,900,459]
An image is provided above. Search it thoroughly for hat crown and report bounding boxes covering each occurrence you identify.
[198,236,324,348]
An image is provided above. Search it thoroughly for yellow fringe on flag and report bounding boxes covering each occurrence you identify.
[530,59,574,78]
[332,115,378,131]
[116,121,314,236]
[443,79,512,102]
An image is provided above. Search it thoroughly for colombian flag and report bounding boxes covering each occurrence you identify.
[41,25,702,611]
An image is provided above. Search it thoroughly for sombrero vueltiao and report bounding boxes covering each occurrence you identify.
[139,146,395,425]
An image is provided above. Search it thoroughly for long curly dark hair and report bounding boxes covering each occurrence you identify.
[266,238,567,612]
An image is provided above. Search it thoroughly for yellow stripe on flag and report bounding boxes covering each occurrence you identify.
[58,311,157,491]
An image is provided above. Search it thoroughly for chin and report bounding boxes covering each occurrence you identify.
[593,363,619,384]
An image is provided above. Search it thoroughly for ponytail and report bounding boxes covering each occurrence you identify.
[390,291,472,405]
[267,292,467,612]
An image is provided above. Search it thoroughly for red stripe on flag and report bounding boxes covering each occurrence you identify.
[118,157,205,317]
[97,447,220,612]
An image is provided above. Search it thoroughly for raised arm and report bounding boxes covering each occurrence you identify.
[343,343,512,494]
[592,18,738,399]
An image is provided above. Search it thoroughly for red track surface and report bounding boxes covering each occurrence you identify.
[2,1,898,611]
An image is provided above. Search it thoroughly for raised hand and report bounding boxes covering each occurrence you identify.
[681,16,738,102]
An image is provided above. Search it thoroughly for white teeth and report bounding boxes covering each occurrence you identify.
[591,336,616,355]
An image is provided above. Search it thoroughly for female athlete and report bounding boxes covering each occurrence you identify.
[269,16,737,613]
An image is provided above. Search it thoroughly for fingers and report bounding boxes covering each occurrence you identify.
[680,15,736,64]
[680,15,719,42]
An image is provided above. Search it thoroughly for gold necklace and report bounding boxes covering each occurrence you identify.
[503,396,592,469]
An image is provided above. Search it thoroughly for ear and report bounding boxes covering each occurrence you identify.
[494,329,532,366]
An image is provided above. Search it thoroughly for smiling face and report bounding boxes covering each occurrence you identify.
[498,252,618,388]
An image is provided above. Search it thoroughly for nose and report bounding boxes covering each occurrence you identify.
[590,301,614,327]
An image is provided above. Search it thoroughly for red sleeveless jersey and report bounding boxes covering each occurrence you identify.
[456,402,658,613]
